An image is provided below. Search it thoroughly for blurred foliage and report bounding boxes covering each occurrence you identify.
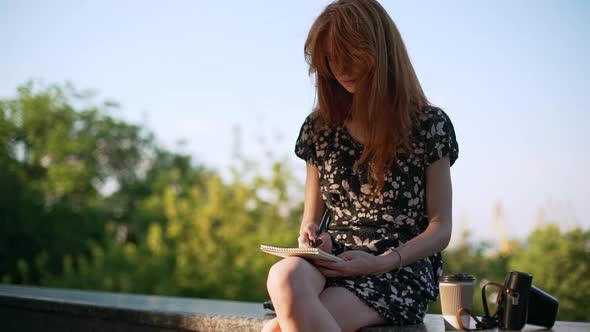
[510,225,590,322]
[0,81,153,283]
[0,81,588,321]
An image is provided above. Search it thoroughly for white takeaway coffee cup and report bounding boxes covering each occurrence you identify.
[438,273,476,330]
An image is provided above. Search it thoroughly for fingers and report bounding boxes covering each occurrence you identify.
[316,264,348,277]
[306,224,319,241]
[316,232,331,243]
[313,251,365,277]
[298,224,320,247]
[317,267,340,277]
[313,259,337,268]
[317,241,330,252]
[338,251,353,260]
[298,234,311,248]
[316,233,332,252]
[313,260,349,277]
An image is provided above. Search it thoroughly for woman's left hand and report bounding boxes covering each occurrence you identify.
[313,250,389,277]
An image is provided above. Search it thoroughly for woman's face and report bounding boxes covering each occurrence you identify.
[327,56,357,94]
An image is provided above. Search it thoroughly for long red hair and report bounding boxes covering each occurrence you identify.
[304,0,432,195]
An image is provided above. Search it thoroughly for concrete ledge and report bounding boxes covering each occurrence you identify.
[0,285,266,332]
[0,285,587,331]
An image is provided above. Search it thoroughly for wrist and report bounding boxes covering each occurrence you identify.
[299,221,312,233]
[375,250,401,274]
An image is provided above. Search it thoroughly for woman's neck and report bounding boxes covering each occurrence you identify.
[344,120,366,145]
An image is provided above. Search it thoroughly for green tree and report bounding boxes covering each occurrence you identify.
[41,155,302,301]
[0,81,153,284]
[510,225,590,321]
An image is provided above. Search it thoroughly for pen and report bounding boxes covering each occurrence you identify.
[310,207,330,248]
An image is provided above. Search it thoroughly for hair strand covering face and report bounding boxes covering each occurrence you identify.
[304,0,432,196]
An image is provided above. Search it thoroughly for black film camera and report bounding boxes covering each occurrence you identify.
[462,270,559,330]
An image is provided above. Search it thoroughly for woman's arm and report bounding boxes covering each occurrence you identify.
[374,155,453,271]
[297,161,332,250]
[314,156,453,276]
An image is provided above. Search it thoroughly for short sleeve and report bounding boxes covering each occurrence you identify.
[423,107,459,167]
[294,113,320,167]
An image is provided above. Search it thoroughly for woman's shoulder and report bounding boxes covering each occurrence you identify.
[299,110,332,138]
[303,110,328,125]
[412,105,455,135]
[413,104,459,166]
[294,111,334,166]
[415,105,453,124]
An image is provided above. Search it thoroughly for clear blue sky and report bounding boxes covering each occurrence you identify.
[1,0,588,245]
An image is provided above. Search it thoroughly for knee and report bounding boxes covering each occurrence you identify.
[266,257,309,299]
[261,317,281,332]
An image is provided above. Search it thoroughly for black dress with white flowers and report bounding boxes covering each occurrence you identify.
[294,106,458,325]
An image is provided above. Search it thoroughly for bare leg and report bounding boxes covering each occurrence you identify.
[261,317,281,332]
[320,287,386,332]
[266,257,341,332]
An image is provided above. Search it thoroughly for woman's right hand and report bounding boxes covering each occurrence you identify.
[298,223,333,253]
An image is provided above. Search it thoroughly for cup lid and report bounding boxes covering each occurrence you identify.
[438,273,475,283]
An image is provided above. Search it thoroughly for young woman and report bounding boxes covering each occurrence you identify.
[264,0,458,331]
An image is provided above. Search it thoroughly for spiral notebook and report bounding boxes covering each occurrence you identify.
[260,244,345,262]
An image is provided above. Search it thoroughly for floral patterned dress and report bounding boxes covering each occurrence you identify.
[294,106,459,324]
